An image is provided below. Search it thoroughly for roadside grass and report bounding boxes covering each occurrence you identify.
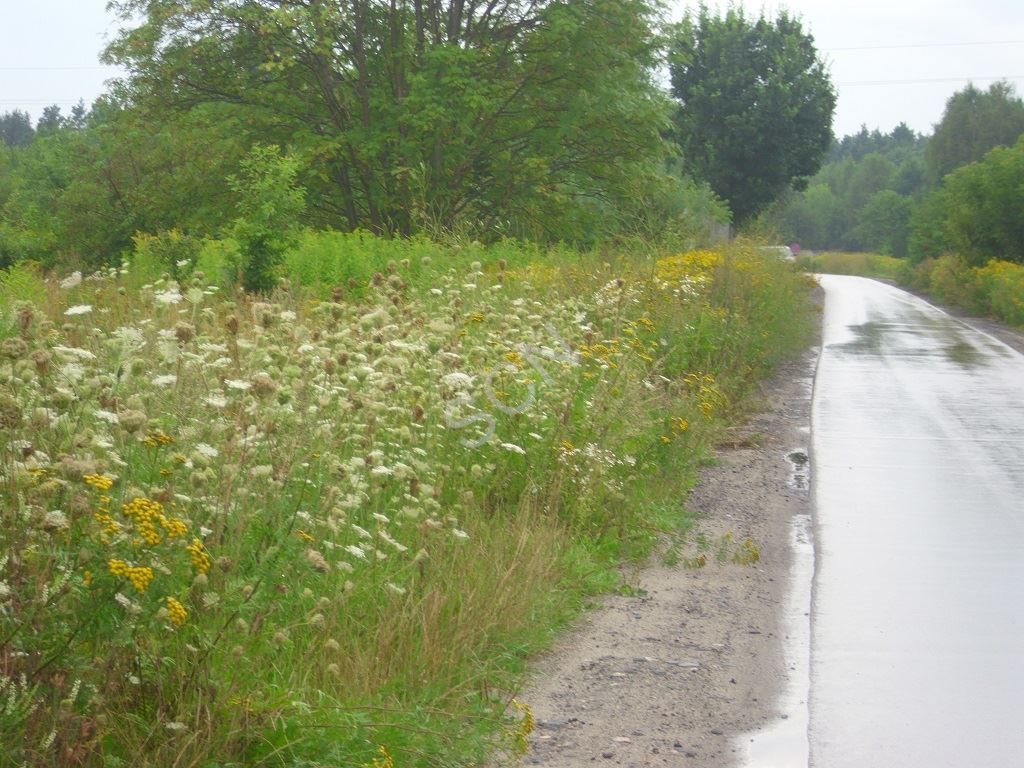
[0,237,815,766]
[796,251,904,280]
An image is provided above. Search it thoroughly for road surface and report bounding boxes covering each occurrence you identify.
[809,275,1024,767]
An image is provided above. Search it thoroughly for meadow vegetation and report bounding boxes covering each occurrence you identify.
[0,235,815,767]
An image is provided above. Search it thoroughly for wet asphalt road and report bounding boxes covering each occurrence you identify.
[809,275,1024,767]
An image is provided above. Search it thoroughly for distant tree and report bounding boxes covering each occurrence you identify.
[907,189,953,262]
[0,111,35,147]
[844,153,896,211]
[926,81,1024,184]
[69,100,89,129]
[771,183,839,250]
[939,135,1024,265]
[36,105,67,135]
[891,155,927,197]
[668,5,836,224]
[852,190,912,256]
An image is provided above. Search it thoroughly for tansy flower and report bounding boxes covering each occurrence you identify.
[186,538,211,573]
[83,474,114,491]
[165,596,188,627]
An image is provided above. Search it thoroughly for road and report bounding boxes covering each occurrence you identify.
[809,275,1024,767]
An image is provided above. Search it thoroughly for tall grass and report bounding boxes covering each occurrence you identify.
[0,237,815,766]
[797,250,905,280]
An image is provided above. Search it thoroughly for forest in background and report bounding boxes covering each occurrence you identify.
[761,80,1024,267]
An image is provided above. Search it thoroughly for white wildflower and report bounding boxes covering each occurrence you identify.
[53,345,96,361]
[93,409,120,424]
[372,513,390,524]
[370,465,393,477]
[204,394,228,409]
[112,326,145,349]
[224,379,251,391]
[451,528,470,541]
[60,363,86,381]
[59,271,83,289]
[64,304,93,316]
[442,372,474,389]
[344,545,367,560]
[500,442,526,456]
[151,374,177,387]
[379,530,408,553]
[154,288,183,305]
[195,443,218,459]
[165,721,188,733]
[386,582,406,596]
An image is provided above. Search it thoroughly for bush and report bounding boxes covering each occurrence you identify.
[972,259,1024,326]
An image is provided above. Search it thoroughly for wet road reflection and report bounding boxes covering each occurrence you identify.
[810,276,1024,767]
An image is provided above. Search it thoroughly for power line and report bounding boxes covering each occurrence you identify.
[829,39,1024,52]
[0,65,117,71]
[839,75,1024,86]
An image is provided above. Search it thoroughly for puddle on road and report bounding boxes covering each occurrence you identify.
[943,339,984,367]
[785,450,810,490]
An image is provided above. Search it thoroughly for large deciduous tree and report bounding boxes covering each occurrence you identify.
[926,81,1024,184]
[668,6,835,224]
[104,0,671,240]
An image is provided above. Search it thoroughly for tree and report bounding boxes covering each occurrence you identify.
[36,105,67,136]
[0,111,35,148]
[926,81,1024,184]
[939,136,1024,265]
[104,0,671,242]
[852,190,912,256]
[227,144,306,292]
[668,5,835,224]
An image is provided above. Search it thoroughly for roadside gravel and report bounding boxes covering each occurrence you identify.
[504,339,821,768]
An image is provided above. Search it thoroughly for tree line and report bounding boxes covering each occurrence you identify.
[0,2,842,276]
[762,81,1024,265]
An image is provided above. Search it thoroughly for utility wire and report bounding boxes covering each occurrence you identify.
[0,65,117,71]
[829,39,1024,52]
[839,75,1024,86]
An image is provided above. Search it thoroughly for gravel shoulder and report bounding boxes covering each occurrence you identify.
[504,339,822,768]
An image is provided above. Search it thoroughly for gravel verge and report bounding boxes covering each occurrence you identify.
[502,336,822,768]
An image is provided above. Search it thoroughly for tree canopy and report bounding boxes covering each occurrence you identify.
[668,5,835,224]
[103,0,673,241]
[926,81,1024,184]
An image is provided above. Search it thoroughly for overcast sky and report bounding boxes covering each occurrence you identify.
[1,0,1022,138]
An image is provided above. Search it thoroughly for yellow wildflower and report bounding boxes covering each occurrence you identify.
[83,474,114,491]
[143,430,175,449]
[363,745,394,768]
[186,538,211,574]
[166,596,188,627]
[108,559,154,593]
